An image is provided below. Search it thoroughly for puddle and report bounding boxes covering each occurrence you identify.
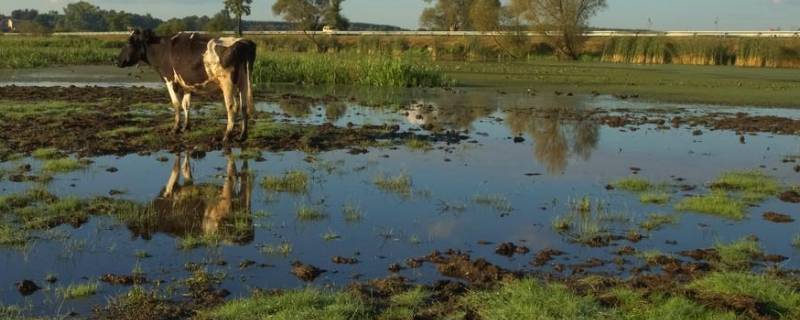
[1,85,799,317]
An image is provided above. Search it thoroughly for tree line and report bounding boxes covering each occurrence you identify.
[419,0,608,59]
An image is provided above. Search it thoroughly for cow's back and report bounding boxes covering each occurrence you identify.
[168,33,213,88]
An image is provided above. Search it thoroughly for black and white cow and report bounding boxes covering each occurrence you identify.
[117,29,256,142]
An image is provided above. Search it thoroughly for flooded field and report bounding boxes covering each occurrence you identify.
[0,70,799,318]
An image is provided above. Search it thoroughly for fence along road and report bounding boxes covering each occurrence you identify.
[15,30,800,38]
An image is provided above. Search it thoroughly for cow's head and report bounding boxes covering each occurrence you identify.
[117,29,155,68]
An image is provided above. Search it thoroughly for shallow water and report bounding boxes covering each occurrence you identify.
[1,86,799,317]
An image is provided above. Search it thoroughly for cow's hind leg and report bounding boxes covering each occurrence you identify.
[181,93,192,132]
[220,78,236,144]
[237,89,248,141]
[166,81,183,134]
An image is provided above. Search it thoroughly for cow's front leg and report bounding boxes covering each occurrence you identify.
[181,93,192,132]
[165,80,182,134]
[238,91,249,141]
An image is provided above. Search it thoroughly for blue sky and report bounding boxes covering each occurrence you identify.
[2,0,799,30]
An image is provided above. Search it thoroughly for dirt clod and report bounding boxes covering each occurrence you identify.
[331,256,359,265]
[291,261,325,282]
[778,190,800,203]
[100,274,147,286]
[532,249,565,266]
[16,280,40,296]
[762,212,794,223]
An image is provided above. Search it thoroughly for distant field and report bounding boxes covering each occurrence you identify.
[0,35,798,107]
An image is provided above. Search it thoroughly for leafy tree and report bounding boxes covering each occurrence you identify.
[61,1,106,32]
[420,0,473,31]
[322,0,349,30]
[224,0,252,36]
[103,10,133,31]
[11,9,39,20]
[523,0,608,59]
[206,9,234,33]
[469,0,500,31]
[33,11,61,31]
[271,0,327,31]
[155,18,188,36]
[272,0,348,51]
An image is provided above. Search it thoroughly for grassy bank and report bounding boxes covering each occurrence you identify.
[440,60,800,107]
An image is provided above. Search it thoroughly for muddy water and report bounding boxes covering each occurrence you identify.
[1,87,799,317]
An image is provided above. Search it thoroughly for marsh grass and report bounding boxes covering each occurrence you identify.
[253,52,447,87]
[42,158,87,173]
[197,287,369,320]
[342,202,364,222]
[322,230,341,241]
[713,238,763,271]
[611,177,652,192]
[374,173,413,197]
[472,194,513,214]
[177,234,221,250]
[639,213,680,231]
[58,281,99,299]
[553,196,627,245]
[0,223,28,247]
[405,138,433,151]
[31,147,63,160]
[794,234,800,248]
[639,191,671,205]
[261,171,309,194]
[674,192,745,220]
[464,278,601,319]
[710,170,780,202]
[688,272,800,318]
[608,288,736,320]
[382,287,431,319]
[296,204,327,221]
[260,242,293,257]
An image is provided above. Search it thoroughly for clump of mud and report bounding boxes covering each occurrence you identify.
[291,261,325,282]
[423,250,519,285]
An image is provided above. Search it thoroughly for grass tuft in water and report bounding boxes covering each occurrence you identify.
[42,158,87,173]
[473,194,513,214]
[296,205,327,221]
[58,282,99,299]
[261,242,293,257]
[261,171,309,194]
[639,191,671,205]
[342,202,364,222]
[611,177,652,192]
[674,191,745,220]
[405,138,433,151]
[177,234,221,250]
[0,224,28,248]
[322,230,341,241]
[374,173,413,197]
[639,213,679,231]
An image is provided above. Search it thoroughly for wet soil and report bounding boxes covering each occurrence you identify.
[762,212,795,223]
[291,261,326,282]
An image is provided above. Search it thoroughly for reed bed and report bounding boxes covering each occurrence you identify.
[602,36,800,68]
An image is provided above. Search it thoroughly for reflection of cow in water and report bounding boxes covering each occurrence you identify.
[129,153,254,244]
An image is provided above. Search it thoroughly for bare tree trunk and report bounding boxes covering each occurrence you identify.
[237,15,242,36]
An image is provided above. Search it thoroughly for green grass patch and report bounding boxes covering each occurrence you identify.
[639,213,679,231]
[177,233,221,250]
[198,287,369,320]
[608,288,736,320]
[41,158,87,173]
[674,192,745,220]
[711,170,780,201]
[688,272,800,318]
[260,242,293,257]
[611,177,652,192]
[261,171,310,194]
[31,147,63,160]
[639,191,671,205]
[0,223,29,248]
[713,237,763,271]
[342,202,364,222]
[463,278,602,319]
[58,281,99,299]
[405,138,432,151]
